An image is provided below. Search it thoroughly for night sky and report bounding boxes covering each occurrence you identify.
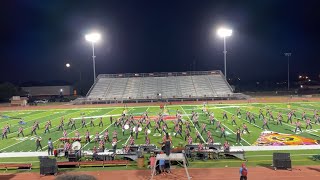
[1,0,319,85]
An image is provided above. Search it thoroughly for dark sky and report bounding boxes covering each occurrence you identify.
[1,0,319,85]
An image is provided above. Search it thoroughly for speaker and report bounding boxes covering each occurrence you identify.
[273,153,292,170]
[39,157,57,175]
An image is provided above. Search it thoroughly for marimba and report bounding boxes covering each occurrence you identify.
[218,149,245,160]
[59,137,81,142]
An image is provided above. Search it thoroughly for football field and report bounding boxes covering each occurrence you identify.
[0,101,320,153]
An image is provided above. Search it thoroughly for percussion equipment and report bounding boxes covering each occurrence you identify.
[124,124,129,130]
[59,138,70,142]
[71,137,81,142]
[132,127,136,131]
[71,141,81,151]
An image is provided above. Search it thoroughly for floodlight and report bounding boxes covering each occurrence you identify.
[85,33,101,43]
[217,28,232,37]
[66,63,70,68]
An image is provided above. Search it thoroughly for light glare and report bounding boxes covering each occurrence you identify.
[85,33,101,43]
[217,28,232,37]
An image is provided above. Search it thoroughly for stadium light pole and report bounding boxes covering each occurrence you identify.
[284,53,291,91]
[85,32,101,83]
[217,27,232,80]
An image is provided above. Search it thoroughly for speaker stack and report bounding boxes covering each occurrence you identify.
[272,153,292,170]
[39,156,58,175]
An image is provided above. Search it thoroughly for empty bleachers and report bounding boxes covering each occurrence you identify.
[86,71,233,101]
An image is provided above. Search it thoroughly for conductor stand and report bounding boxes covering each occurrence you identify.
[150,153,191,180]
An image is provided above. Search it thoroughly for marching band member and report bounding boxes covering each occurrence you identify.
[187,135,193,145]
[135,126,139,139]
[161,124,167,135]
[220,127,226,139]
[99,139,105,150]
[186,121,191,132]
[174,125,183,138]
[206,130,212,142]
[2,127,8,139]
[70,119,76,130]
[90,118,95,127]
[85,130,90,143]
[122,124,126,136]
[301,111,307,120]
[249,114,256,124]
[262,118,270,130]
[67,118,72,126]
[48,120,52,128]
[259,109,264,119]
[185,129,190,141]
[124,145,130,153]
[277,113,283,126]
[295,121,302,133]
[195,131,201,143]
[313,110,318,119]
[64,141,71,157]
[231,115,237,125]
[95,132,100,143]
[236,108,241,117]
[209,113,215,125]
[57,120,64,131]
[145,136,150,145]
[31,125,37,135]
[198,142,204,151]
[112,130,118,139]
[287,111,293,124]
[236,128,241,144]
[306,118,312,130]
[17,126,24,137]
[193,114,200,128]
[110,116,113,124]
[98,117,103,127]
[215,121,221,130]
[44,123,50,134]
[269,111,274,121]
[35,121,40,130]
[207,135,214,144]
[224,141,230,152]
[245,111,250,120]
[35,137,42,151]
[104,130,110,142]
[129,136,135,145]
[63,130,68,138]
[200,123,207,135]
[82,118,87,128]
[222,111,228,120]
[315,114,320,124]
[242,123,250,134]
[112,137,118,152]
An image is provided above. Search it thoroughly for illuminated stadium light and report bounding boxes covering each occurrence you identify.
[216,27,233,80]
[299,75,302,79]
[306,76,309,79]
[66,63,70,68]
[217,28,232,37]
[85,31,102,83]
[300,85,303,88]
[60,89,63,92]
[85,33,101,43]
[308,79,311,82]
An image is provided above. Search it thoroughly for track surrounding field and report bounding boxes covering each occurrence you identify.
[1,166,320,180]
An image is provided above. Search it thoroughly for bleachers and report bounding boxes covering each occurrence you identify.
[85,71,234,101]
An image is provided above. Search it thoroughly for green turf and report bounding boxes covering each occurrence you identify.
[0,102,317,172]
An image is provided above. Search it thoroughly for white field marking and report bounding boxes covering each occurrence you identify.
[71,114,122,120]
[42,108,121,151]
[223,109,263,130]
[244,106,320,138]
[240,143,243,146]
[180,106,206,143]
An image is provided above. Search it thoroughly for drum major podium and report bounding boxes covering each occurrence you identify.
[151,153,191,180]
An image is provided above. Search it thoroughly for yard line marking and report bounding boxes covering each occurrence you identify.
[180,106,206,143]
